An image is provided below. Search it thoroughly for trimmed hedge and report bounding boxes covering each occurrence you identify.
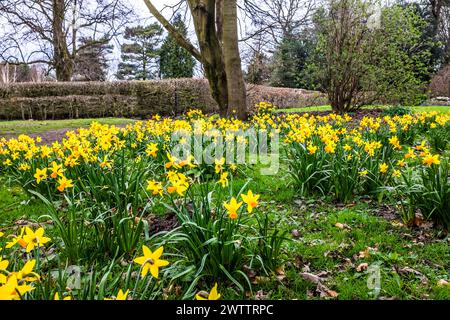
[0,79,327,120]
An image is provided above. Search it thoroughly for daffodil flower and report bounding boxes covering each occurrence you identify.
[241,190,260,213]
[196,283,221,300]
[134,245,169,279]
[224,197,243,220]
[22,227,51,252]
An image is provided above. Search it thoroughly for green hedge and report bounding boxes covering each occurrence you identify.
[0,79,327,120]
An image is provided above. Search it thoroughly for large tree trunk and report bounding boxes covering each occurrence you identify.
[222,0,248,119]
[188,0,229,116]
[144,0,248,119]
[52,0,73,81]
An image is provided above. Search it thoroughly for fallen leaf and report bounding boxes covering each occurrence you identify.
[316,271,329,278]
[316,283,339,298]
[252,276,271,285]
[398,267,422,276]
[356,263,369,272]
[335,222,351,230]
[276,266,285,276]
[437,279,449,287]
[358,246,378,259]
[335,222,345,229]
[255,290,270,300]
[243,265,257,279]
[275,266,286,281]
[300,272,321,284]
[301,265,311,273]
[291,229,301,238]
[408,211,423,227]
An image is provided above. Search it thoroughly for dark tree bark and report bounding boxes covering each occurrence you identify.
[223,0,247,119]
[52,0,73,81]
[143,0,248,119]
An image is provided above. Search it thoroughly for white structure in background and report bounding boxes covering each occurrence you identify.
[367,0,382,30]
[0,62,16,85]
[0,62,46,85]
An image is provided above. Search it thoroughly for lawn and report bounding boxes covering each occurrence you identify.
[0,118,134,136]
[1,161,449,300]
[0,107,449,300]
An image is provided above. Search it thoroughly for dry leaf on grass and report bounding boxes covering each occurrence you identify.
[300,272,322,284]
[437,279,449,287]
[356,263,369,272]
[255,290,270,300]
[317,283,339,298]
[358,246,378,259]
[291,229,301,238]
[252,276,271,285]
[335,222,351,230]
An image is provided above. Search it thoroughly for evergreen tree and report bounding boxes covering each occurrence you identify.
[270,34,315,88]
[159,14,195,78]
[74,37,113,81]
[245,51,270,85]
[116,23,163,80]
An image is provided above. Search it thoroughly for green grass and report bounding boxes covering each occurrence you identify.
[0,177,48,228]
[408,106,450,113]
[275,105,450,114]
[0,114,449,300]
[1,158,449,300]
[227,162,450,300]
[274,105,332,113]
[0,118,135,136]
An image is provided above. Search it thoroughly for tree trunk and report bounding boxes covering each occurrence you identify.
[188,0,228,116]
[52,0,73,81]
[145,0,248,119]
[222,0,248,119]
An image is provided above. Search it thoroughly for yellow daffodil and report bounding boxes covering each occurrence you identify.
[146,143,158,158]
[22,227,51,252]
[359,170,368,177]
[0,275,33,300]
[307,144,318,155]
[146,180,163,196]
[241,190,260,213]
[134,245,169,278]
[224,197,242,220]
[196,283,221,300]
[99,156,113,169]
[218,172,229,188]
[379,163,389,174]
[392,169,401,178]
[49,161,64,179]
[116,289,129,300]
[165,153,181,169]
[388,136,401,150]
[54,292,72,300]
[57,176,74,192]
[5,228,27,249]
[215,157,225,173]
[0,257,9,271]
[167,174,189,196]
[34,168,48,184]
[15,259,40,282]
[18,163,31,171]
[405,148,416,159]
[422,153,440,166]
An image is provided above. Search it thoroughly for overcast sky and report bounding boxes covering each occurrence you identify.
[110,0,253,78]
